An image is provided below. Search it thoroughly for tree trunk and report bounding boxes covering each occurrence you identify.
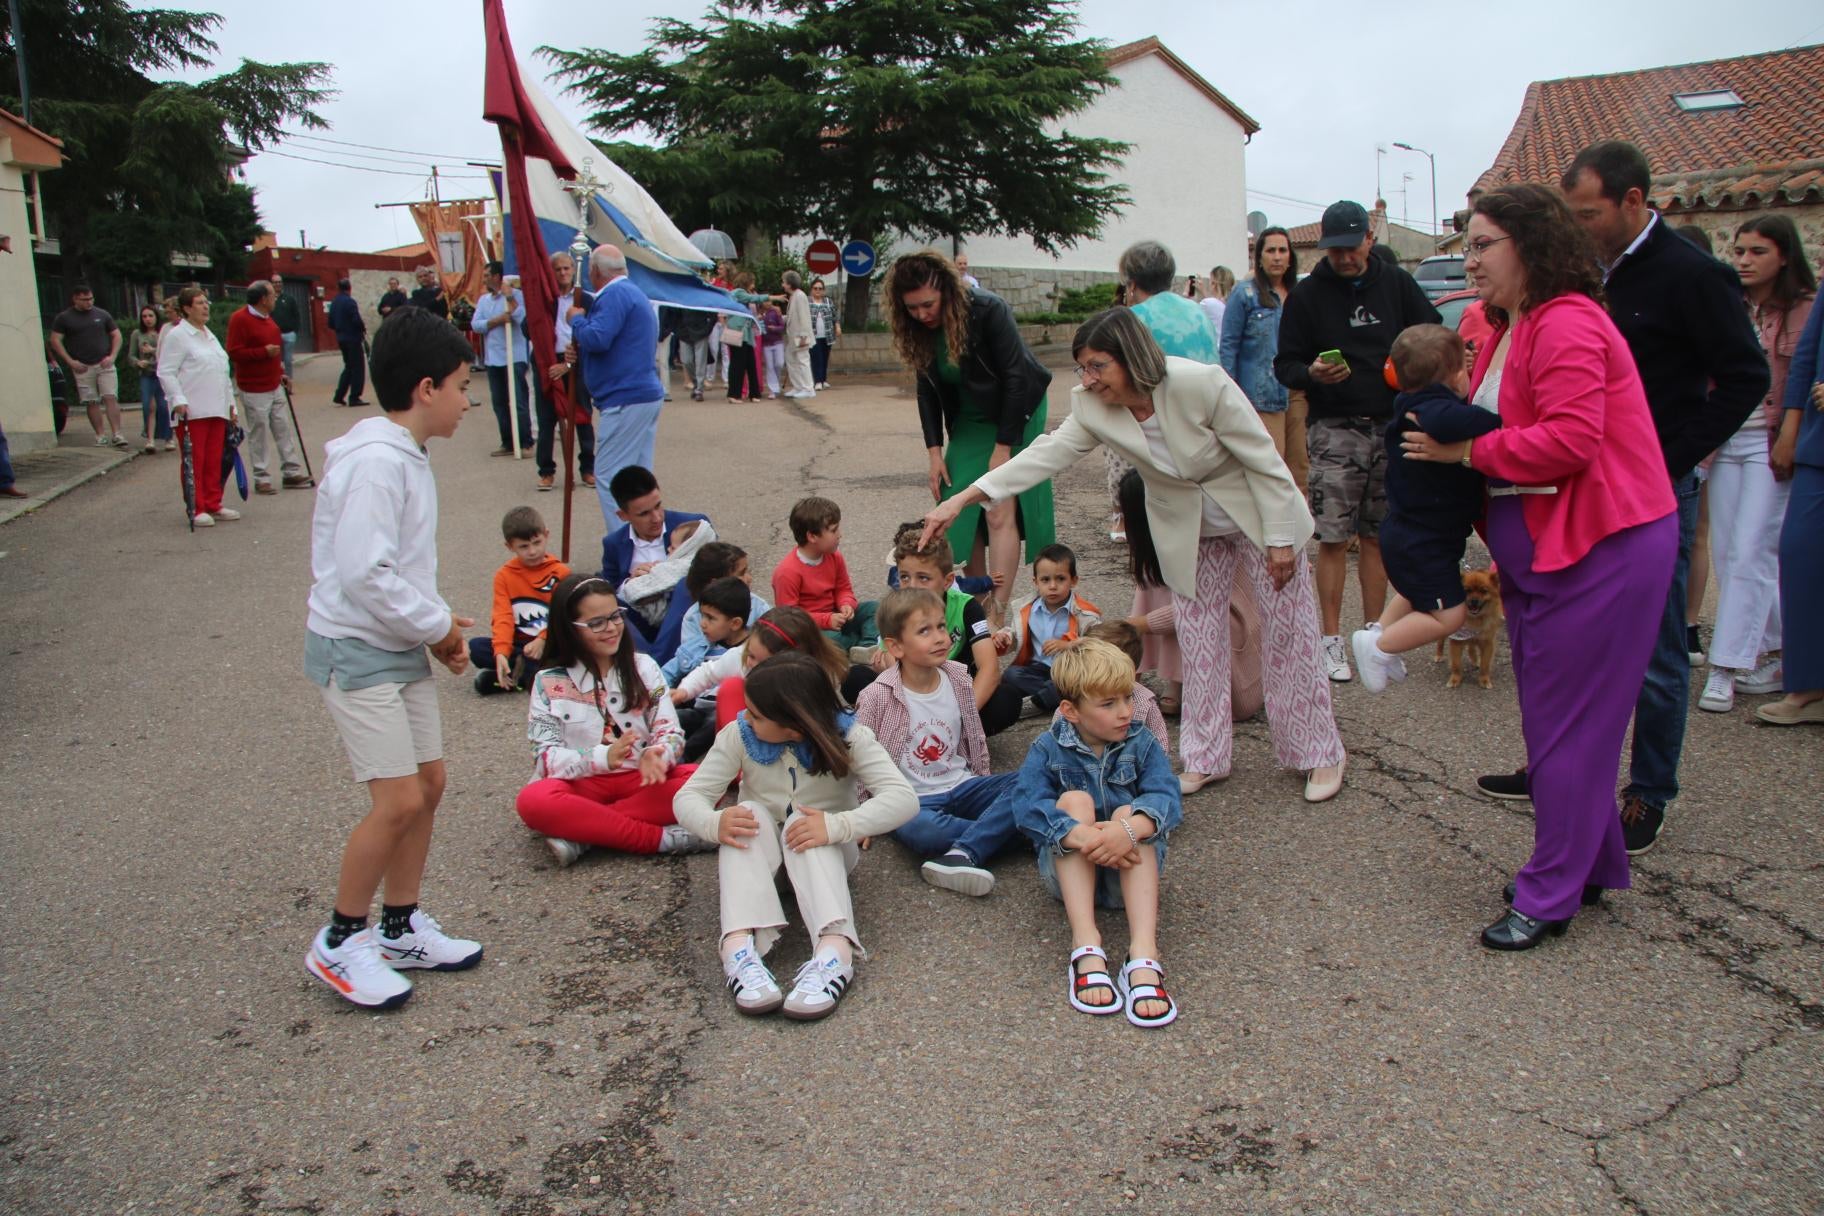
[841,273,871,333]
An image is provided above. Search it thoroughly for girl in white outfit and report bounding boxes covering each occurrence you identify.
[672,653,915,1021]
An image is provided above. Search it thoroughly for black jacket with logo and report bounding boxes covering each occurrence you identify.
[1274,257,1440,421]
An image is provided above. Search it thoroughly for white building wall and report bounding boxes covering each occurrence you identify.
[0,154,56,453]
[956,52,1251,292]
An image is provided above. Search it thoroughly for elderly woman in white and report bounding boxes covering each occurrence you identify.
[921,307,1346,801]
[157,285,239,527]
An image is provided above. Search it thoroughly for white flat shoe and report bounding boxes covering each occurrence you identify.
[1178,772,1223,796]
[1304,754,1346,802]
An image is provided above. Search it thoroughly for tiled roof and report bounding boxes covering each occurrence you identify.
[1104,37,1261,135]
[1473,44,1824,211]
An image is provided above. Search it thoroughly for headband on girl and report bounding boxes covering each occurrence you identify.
[759,618,797,649]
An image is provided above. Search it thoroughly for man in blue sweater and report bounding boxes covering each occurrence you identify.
[572,245,663,534]
[1478,141,1769,857]
[328,279,369,407]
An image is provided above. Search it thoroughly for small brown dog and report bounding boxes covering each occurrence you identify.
[1435,568,1505,688]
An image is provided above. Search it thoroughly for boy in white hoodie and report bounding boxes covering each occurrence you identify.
[302,307,483,1010]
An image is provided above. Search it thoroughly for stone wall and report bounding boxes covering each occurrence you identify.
[827,323,1073,374]
[1663,202,1824,270]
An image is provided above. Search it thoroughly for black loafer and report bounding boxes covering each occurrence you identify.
[1480,909,1570,951]
[1503,881,1604,907]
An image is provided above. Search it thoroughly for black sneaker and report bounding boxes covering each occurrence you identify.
[473,668,500,696]
[921,848,994,897]
[1685,624,1705,665]
[1476,768,1530,801]
[1620,796,1665,855]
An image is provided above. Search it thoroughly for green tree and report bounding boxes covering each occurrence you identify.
[543,0,1129,327]
[1,1,333,285]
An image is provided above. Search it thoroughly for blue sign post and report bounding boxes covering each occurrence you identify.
[840,240,877,277]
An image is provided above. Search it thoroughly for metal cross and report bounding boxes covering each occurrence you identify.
[559,156,607,265]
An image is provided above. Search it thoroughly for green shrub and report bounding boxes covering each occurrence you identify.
[1055,281,1118,316]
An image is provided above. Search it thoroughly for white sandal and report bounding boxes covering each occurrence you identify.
[1118,957,1178,1028]
[1067,944,1121,1015]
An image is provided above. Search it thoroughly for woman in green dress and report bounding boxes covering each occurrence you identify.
[886,251,1056,622]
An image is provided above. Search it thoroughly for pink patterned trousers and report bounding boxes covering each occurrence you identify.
[1171,537,1345,776]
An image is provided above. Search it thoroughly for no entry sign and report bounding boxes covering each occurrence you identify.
[805,239,841,276]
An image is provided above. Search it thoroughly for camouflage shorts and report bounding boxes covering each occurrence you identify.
[1306,417,1388,542]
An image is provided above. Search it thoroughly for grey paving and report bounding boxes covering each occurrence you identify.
[0,355,1818,1215]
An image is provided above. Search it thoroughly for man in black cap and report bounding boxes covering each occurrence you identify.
[1275,200,1439,681]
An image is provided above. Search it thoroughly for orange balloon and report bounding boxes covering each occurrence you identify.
[1383,356,1400,390]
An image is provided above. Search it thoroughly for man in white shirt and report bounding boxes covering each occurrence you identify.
[469,262,533,458]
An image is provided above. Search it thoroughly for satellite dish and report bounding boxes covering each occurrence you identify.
[1246,211,1270,237]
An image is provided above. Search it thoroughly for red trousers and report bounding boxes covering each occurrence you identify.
[184,418,227,514]
[715,676,745,730]
[515,765,697,854]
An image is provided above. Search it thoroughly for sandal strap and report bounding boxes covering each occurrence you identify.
[1073,971,1115,992]
[1070,944,1108,965]
[1122,956,1165,980]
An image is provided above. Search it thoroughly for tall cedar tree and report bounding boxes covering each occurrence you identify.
[542,0,1129,327]
[1,0,333,284]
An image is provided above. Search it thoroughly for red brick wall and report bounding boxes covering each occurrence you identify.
[246,247,436,351]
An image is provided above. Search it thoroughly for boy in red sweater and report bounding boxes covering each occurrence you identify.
[471,505,571,694]
[225,281,312,493]
[771,495,878,659]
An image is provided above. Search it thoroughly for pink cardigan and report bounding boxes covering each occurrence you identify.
[1467,294,1674,572]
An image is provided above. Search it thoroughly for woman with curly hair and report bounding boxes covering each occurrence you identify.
[886,250,1055,621]
[1403,184,1677,951]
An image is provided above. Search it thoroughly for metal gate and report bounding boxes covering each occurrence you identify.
[278,278,317,353]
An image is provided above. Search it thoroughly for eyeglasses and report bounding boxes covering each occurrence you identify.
[1462,237,1512,263]
[1074,356,1116,381]
[574,610,625,633]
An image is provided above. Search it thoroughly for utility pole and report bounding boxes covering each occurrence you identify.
[1394,141,1438,248]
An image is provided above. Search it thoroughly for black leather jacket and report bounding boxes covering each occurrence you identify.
[915,288,1051,449]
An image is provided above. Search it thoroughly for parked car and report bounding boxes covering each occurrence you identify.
[1434,287,1495,358]
[1414,255,1467,301]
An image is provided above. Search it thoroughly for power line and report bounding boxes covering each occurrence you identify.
[278,137,454,168]
[259,148,490,180]
[287,131,498,164]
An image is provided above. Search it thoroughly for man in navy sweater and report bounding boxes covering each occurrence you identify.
[328,279,369,407]
[1478,141,1768,856]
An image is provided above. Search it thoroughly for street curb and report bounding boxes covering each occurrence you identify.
[0,446,140,528]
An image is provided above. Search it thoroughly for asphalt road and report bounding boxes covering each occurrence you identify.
[1,353,1819,1215]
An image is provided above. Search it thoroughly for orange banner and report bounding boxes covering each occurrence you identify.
[407,199,494,315]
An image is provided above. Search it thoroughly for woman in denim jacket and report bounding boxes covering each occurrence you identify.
[1010,640,1183,1028]
[1220,227,1305,490]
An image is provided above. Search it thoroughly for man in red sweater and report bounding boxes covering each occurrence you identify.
[227,281,312,493]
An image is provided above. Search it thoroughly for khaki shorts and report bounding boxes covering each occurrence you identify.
[1306,416,1388,542]
[319,678,443,782]
[73,365,120,403]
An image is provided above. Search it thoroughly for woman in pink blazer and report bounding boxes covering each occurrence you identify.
[1404,184,1676,951]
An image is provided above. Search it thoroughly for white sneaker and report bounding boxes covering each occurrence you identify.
[306,927,413,1009]
[546,836,588,867]
[782,954,853,1021]
[110,433,130,447]
[192,512,215,527]
[1322,635,1352,682]
[1699,668,1736,713]
[1351,629,1392,694]
[1735,657,1783,694]
[658,824,716,854]
[376,910,483,971]
[849,644,878,664]
[723,943,784,1015]
[214,507,241,521]
[94,434,111,447]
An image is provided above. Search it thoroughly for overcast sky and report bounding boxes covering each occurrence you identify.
[157,0,1824,255]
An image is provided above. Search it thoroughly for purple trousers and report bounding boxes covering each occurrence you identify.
[1486,498,1676,922]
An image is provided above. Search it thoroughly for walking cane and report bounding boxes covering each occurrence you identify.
[557,369,576,563]
[280,381,314,484]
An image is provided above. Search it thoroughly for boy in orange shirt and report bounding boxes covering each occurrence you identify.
[771,495,877,659]
[472,506,571,694]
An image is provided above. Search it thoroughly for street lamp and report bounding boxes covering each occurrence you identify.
[1393,141,1437,249]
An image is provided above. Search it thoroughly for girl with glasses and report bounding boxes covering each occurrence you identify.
[514,575,711,867]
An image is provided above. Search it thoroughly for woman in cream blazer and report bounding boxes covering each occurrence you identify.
[922,308,1346,803]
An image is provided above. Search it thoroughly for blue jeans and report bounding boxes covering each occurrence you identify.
[1002,661,1061,711]
[892,773,1020,865]
[1626,473,1700,810]
[487,362,533,451]
[141,374,172,441]
[279,332,296,379]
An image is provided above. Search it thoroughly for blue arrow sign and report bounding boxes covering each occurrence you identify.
[840,240,877,277]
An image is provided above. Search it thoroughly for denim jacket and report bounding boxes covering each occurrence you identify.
[1011,715,1182,860]
[1218,282,1288,413]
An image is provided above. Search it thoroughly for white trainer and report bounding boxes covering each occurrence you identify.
[306,927,413,1009]
[1351,629,1394,694]
[192,512,215,527]
[214,507,241,521]
[658,825,716,854]
[1735,657,1783,694]
[1322,635,1352,683]
[546,837,588,867]
[782,954,853,1021]
[376,910,483,971]
[1698,667,1736,713]
[723,943,784,1015]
